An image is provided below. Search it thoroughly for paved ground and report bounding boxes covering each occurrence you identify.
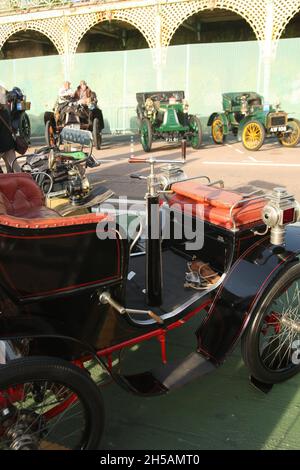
[30,133,300,450]
[80,132,300,201]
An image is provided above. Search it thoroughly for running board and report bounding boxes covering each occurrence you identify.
[123,353,216,396]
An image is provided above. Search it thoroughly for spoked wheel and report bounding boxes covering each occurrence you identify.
[140,118,152,152]
[45,121,56,147]
[189,115,202,149]
[242,120,265,151]
[19,112,31,145]
[278,119,300,147]
[242,263,300,384]
[92,118,102,150]
[211,116,225,144]
[0,357,105,450]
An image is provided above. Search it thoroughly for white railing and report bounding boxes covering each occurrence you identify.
[0,0,128,12]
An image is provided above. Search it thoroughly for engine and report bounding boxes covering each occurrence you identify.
[25,149,93,204]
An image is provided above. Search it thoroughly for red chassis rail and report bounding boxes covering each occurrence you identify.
[0,300,211,420]
[96,299,212,367]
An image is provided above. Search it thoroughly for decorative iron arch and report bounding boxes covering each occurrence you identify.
[160,0,267,48]
[68,7,158,55]
[0,18,64,54]
[272,0,300,40]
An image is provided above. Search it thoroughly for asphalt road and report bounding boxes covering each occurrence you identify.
[82,132,300,201]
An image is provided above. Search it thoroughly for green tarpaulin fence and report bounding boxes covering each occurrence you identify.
[1,38,299,136]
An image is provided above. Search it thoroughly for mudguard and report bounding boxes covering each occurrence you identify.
[207,113,229,134]
[207,112,219,127]
[197,225,300,364]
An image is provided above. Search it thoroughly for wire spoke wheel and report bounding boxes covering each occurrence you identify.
[242,263,300,383]
[212,117,224,144]
[242,120,265,151]
[0,357,104,450]
[279,119,300,147]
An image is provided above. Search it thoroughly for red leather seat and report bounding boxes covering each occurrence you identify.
[0,173,108,228]
[170,181,266,229]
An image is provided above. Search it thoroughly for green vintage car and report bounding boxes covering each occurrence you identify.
[208,92,300,151]
[136,90,202,152]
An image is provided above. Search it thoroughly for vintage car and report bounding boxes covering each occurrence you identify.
[1,139,300,449]
[136,90,202,152]
[44,97,104,150]
[6,86,31,144]
[208,92,300,151]
[12,128,112,214]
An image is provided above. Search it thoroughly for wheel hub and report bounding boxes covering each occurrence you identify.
[281,316,300,333]
[1,408,44,450]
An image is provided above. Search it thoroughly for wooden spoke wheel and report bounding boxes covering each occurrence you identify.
[211,117,225,145]
[242,120,265,151]
[279,119,300,148]
[189,115,203,149]
[140,118,152,152]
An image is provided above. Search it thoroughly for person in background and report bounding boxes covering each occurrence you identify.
[58,81,74,103]
[0,85,20,172]
[74,80,104,131]
[54,81,74,123]
[74,80,92,105]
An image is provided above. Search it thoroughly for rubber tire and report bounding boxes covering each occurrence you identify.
[93,118,102,150]
[45,120,55,147]
[140,118,152,152]
[278,119,300,148]
[19,112,31,145]
[241,262,300,384]
[241,120,265,151]
[0,356,105,450]
[211,116,226,145]
[189,115,203,149]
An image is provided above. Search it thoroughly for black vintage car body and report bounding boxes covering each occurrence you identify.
[44,97,104,150]
[1,143,300,449]
[6,86,31,144]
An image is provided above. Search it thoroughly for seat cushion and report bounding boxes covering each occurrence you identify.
[172,181,244,209]
[168,193,266,230]
[0,173,44,217]
[0,173,111,229]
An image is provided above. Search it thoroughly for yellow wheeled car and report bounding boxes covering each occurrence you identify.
[208,92,300,151]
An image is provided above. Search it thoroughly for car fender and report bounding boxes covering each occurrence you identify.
[0,314,97,363]
[207,112,219,126]
[207,112,229,134]
[237,115,255,140]
[196,225,300,364]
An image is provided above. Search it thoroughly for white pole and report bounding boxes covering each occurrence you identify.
[155,9,162,89]
[262,0,274,103]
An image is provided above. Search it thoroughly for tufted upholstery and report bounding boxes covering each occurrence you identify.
[0,173,110,229]
[170,181,266,229]
[0,173,45,217]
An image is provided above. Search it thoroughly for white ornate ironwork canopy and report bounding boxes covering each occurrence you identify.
[0,0,299,54]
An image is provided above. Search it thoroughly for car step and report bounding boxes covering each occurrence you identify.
[123,353,216,396]
[153,352,216,390]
